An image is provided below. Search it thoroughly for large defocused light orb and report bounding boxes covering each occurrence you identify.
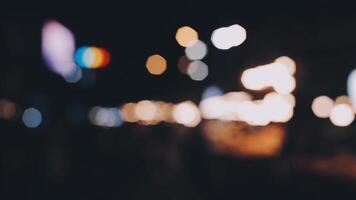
[185,40,207,60]
[211,24,246,50]
[347,69,356,105]
[329,104,354,127]
[175,26,199,47]
[311,96,334,118]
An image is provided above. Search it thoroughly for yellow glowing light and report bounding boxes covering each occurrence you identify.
[135,100,158,122]
[173,101,201,127]
[275,56,296,75]
[311,96,334,118]
[91,47,104,68]
[329,104,354,127]
[121,103,138,122]
[146,54,167,75]
[175,26,199,47]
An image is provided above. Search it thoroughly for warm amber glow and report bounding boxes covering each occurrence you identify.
[146,54,167,75]
[311,96,334,118]
[329,104,354,127]
[135,100,158,122]
[335,95,352,106]
[203,121,286,158]
[172,101,201,127]
[156,102,174,123]
[121,103,138,122]
[0,99,16,119]
[175,26,199,47]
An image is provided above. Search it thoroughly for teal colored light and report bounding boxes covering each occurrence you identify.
[75,46,90,68]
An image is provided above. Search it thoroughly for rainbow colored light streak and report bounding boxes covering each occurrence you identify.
[75,46,110,69]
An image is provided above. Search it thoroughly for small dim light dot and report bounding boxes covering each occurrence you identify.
[175,26,199,47]
[177,56,191,74]
[146,54,167,75]
[0,99,16,119]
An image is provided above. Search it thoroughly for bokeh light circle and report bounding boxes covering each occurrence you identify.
[146,54,167,75]
[75,46,110,69]
[175,26,199,47]
[22,108,42,128]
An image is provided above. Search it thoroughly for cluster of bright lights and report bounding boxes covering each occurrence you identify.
[203,121,286,157]
[121,100,174,125]
[312,95,355,127]
[241,57,296,94]
[175,26,210,81]
[211,24,247,50]
[75,46,110,69]
[89,106,123,128]
[119,100,201,127]
[200,91,295,126]
[197,56,298,126]
[310,69,356,127]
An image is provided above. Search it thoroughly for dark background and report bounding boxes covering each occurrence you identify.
[1,1,356,199]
